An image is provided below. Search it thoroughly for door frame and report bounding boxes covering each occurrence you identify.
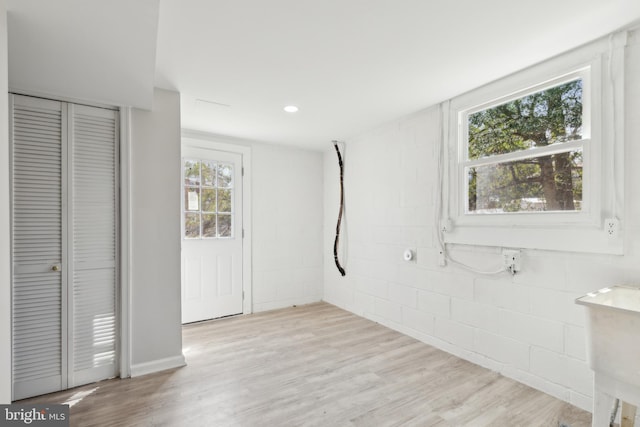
[181,130,253,316]
[119,107,132,378]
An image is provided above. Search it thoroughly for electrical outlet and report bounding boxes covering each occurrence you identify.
[502,249,521,275]
[604,218,620,239]
[440,219,453,233]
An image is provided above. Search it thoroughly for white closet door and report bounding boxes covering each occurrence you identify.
[11,95,119,400]
[68,104,118,387]
[11,95,67,400]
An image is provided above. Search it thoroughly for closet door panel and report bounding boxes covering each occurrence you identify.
[11,95,66,400]
[69,104,118,386]
[11,96,119,399]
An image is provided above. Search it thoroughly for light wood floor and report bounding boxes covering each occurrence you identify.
[20,302,592,426]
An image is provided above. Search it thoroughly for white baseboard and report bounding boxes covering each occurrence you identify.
[130,354,186,378]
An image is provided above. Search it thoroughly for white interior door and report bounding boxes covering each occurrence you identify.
[181,147,243,323]
[11,95,67,400]
[68,103,118,388]
[10,94,118,400]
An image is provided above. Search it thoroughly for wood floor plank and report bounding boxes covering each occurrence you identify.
[18,302,592,426]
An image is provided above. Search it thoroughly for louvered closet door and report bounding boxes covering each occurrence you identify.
[69,104,118,387]
[11,95,119,400]
[11,95,67,400]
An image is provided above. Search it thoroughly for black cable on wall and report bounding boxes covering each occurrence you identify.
[332,140,346,277]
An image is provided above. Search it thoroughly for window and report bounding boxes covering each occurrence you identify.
[442,34,625,254]
[183,159,234,239]
[464,74,586,215]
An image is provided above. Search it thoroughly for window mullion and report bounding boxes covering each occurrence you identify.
[465,139,587,168]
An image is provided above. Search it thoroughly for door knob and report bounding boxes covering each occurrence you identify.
[51,265,60,272]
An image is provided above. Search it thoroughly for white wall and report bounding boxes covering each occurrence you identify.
[324,30,640,412]
[251,143,324,312]
[0,0,11,404]
[130,88,185,374]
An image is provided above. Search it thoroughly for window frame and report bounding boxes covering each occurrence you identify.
[460,68,593,223]
[442,35,625,255]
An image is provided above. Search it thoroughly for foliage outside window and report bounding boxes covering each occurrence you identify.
[183,159,234,239]
[464,76,586,215]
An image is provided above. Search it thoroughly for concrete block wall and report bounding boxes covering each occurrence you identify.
[323,30,640,412]
[252,143,324,312]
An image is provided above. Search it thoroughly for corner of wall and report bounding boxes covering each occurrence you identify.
[129,87,184,372]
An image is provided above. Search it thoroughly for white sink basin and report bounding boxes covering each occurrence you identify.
[576,285,640,388]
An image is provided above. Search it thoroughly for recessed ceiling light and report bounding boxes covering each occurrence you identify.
[284,105,299,113]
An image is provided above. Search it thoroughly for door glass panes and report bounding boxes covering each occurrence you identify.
[218,189,231,213]
[202,213,217,238]
[217,163,233,188]
[185,187,200,212]
[218,214,232,237]
[202,161,216,186]
[201,189,216,212]
[185,213,200,238]
[184,160,201,185]
[183,158,234,239]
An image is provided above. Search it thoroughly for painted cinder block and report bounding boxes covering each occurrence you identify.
[373,298,403,324]
[388,282,418,308]
[564,259,628,293]
[452,298,499,333]
[423,270,474,300]
[530,346,568,386]
[474,277,531,314]
[353,292,375,317]
[473,329,530,371]
[434,317,474,349]
[355,276,388,300]
[402,306,435,335]
[499,310,564,353]
[417,290,451,318]
[566,357,594,397]
[529,287,585,326]
[564,324,587,361]
[512,253,567,289]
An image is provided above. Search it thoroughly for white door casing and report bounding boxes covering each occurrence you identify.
[181,147,243,323]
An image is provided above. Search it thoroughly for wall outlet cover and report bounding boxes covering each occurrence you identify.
[604,217,620,239]
[502,249,521,273]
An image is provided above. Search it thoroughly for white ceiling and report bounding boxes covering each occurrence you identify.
[6,0,159,109]
[155,0,640,150]
[6,1,640,150]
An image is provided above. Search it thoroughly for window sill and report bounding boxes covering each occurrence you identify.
[443,224,623,255]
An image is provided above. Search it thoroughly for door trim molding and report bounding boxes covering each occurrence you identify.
[119,107,132,378]
[181,130,253,315]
